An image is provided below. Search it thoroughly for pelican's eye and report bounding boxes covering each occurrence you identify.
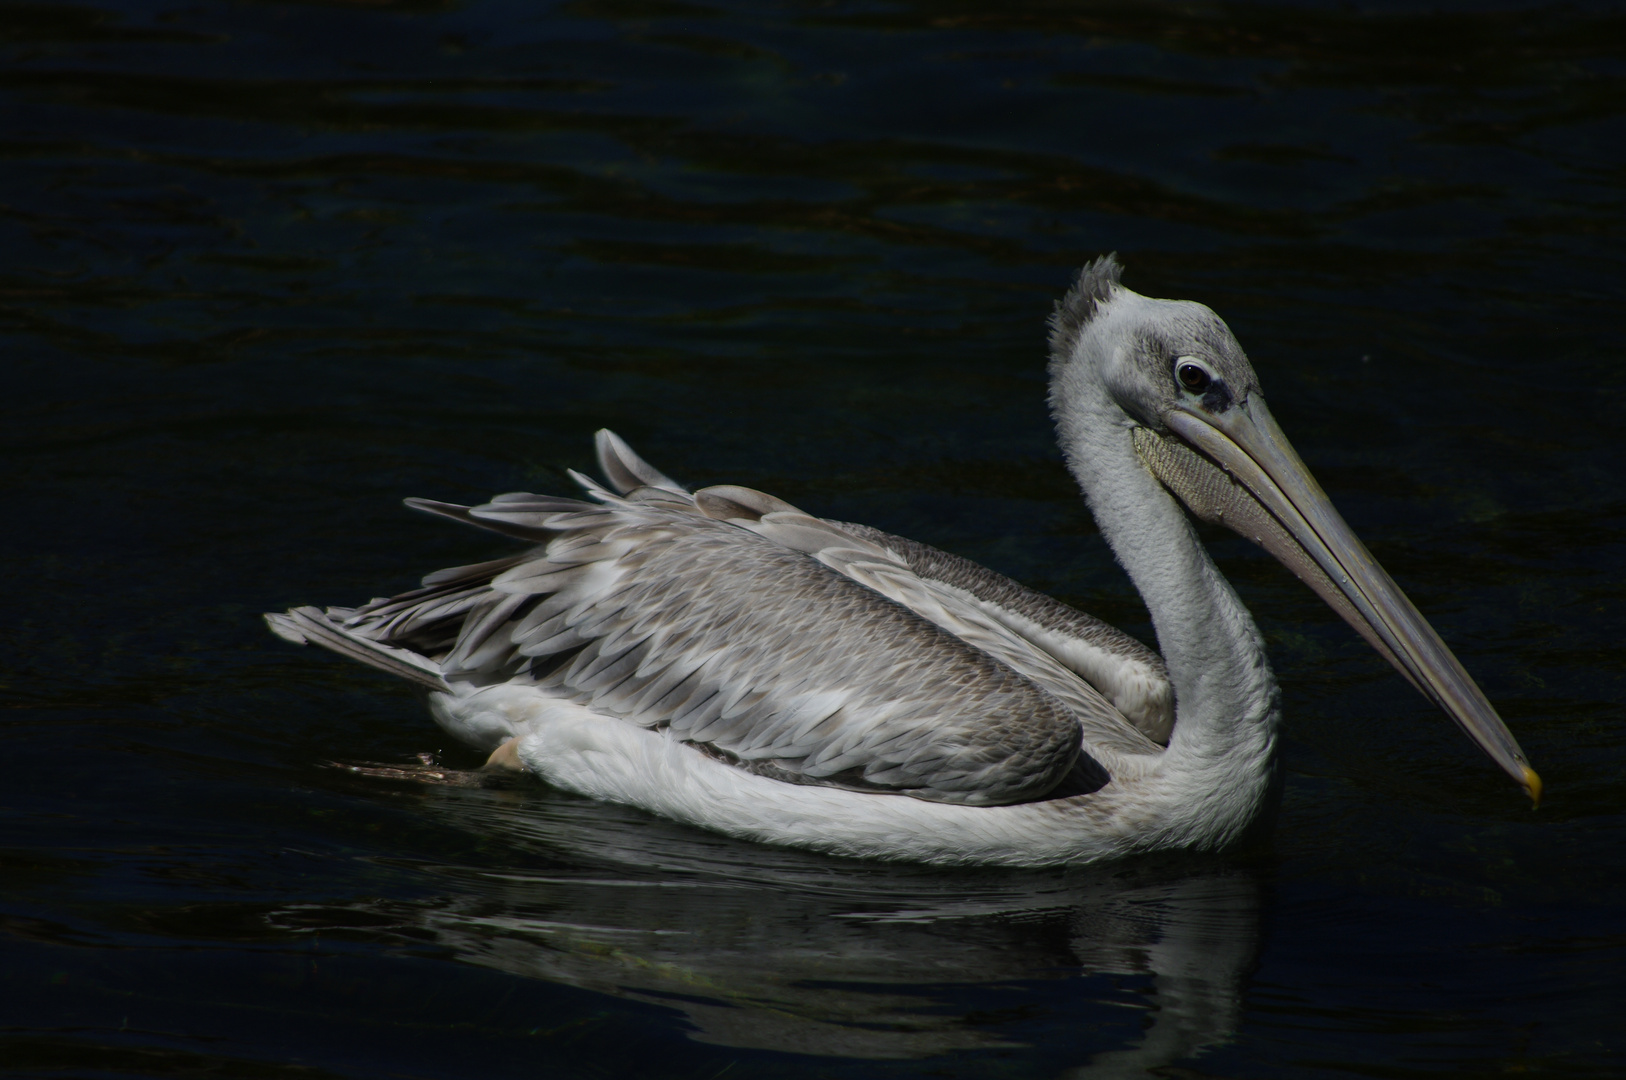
[1176,362,1212,393]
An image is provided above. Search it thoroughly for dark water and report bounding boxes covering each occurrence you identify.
[5,0,1625,1075]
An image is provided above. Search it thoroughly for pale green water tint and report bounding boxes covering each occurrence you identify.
[3,0,1624,1076]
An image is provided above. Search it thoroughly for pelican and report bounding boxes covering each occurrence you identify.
[266,255,1538,866]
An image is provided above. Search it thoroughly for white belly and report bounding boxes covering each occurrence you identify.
[425,683,1267,867]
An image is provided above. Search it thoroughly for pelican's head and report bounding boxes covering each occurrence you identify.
[1054,260,1261,432]
[1049,254,1539,804]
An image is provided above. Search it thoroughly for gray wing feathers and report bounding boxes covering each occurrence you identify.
[595,429,687,495]
[830,523,1175,744]
[836,524,1163,674]
[264,430,1158,803]
[671,475,1168,737]
[264,607,449,691]
[477,508,1094,803]
[707,508,1164,756]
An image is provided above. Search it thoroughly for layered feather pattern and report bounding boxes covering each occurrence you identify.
[268,431,1182,807]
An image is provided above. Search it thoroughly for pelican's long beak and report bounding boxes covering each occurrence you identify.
[1162,399,1539,804]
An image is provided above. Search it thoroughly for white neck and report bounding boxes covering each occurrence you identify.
[1051,338,1279,844]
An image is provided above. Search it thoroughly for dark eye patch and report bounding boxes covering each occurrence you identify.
[1201,381,1233,413]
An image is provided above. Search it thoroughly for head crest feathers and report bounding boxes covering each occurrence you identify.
[1047,253,1123,365]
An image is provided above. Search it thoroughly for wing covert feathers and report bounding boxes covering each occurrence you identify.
[831,523,1175,744]
[265,431,1172,804]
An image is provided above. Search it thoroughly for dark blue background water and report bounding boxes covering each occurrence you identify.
[5,1,1624,1075]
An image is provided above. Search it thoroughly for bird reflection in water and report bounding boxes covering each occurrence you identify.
[273,782,1260,1070]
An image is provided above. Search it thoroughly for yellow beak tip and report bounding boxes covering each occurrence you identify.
[1522,766,1542,809]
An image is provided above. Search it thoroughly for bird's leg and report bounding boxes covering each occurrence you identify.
[326,746,527,787]
[483,737,526,772]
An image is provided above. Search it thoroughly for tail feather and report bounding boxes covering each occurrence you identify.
[269,429,692,690]
[265,607,449,691]
[404,497,559,542]
[594,429,687,495]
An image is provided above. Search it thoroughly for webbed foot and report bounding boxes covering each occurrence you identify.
[325,749,527,788]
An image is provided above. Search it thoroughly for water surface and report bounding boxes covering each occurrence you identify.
[4,1,1624,1076]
